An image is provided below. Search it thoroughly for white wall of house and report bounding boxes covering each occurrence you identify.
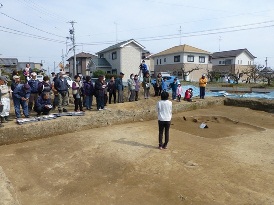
[211,58,236,66]
[235,52,254,65]
[120,43,142,79]
[100,49,121,72]
[154,53,209,66]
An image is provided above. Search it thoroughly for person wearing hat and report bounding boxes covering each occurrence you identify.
[115,72,124,103]
[0,76,12,124]
[28,72,39,112]
[54,71,70,113]
[199,74,208,99]
[13,83,31,118]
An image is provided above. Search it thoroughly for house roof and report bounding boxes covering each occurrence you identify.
[67,52,96,61]
[0,58,18,66]
[152,44,211,57]
[97,39,145,54]
[261,67,273,73]
[90,58,112,68]
[212,49,256,59]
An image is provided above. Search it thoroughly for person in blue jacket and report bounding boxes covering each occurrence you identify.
[115,72,124,103]
[54,71,70,113]
[34,92,52,116]
[28,72,39,112]
[169,78,178,100]
[161,77,168,92]
[13,83,31,118]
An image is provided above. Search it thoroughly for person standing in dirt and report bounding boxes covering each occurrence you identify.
[127,73,136,102]
[0,76,12,123]
[38,76,52,95]
[142,72,151,99]
[28,72,39,112]
[95,75,107,110]
[199,74,207,99]
[161,77,168,92]
[134,75,140,101]
[72,75,84,112]
[169,78,178,100]
[13,83,31,118]
[23,63,32,82]
[176,83,183,102]
[155,73,163,96]
[54,71,70,113]
[107,76,116,104]
[115,72,124,103]
[83,76,94,110]
[156,91,172,150]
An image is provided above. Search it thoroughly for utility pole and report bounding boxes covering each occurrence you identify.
[54,61,56,74]
[179,26,182,45]
[114,22,118,43]
[219,36,222,51]
[265,57,268,68]
[68,21,77,76]
[61,49,65,71]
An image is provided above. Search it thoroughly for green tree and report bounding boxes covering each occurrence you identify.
[92,70,105,78]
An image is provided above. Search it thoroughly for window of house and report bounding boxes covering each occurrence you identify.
[187,55,194,62]
[199,56,205,63]
[160,59,162,64]
[99,54,104,58]
[157,59,159,65]
[112,69,117,74]
[225,59,232,65]
[112,51,117,60]
[240,60,242,64]
[174,55,180,62]
[219,61,222,64]
[164,58,166,62]
[222,61,225,64]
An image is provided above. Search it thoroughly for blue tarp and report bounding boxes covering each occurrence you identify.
[168,85,274,100]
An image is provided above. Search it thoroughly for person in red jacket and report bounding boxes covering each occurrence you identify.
[184,88,193,102]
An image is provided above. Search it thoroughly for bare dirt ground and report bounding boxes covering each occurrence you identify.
[0,105,274,205]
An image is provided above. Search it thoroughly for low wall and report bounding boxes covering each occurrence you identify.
[0,98,224,146]
[224,98,274,113]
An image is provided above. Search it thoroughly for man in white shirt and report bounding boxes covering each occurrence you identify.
[156,91,172,149]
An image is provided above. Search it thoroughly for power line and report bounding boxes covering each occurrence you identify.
[0,12,65,38]
[15,0,68,23]
[77,21,274,46]
[0,26,66,43]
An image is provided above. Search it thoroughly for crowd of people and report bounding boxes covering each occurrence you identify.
[0,63,207,128]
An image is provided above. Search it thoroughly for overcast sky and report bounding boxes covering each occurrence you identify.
[1,0,274,73]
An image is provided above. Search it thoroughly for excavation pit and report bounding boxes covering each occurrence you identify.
[171,115,265,139]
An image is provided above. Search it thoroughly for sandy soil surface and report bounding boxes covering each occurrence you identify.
[0,106,274,204]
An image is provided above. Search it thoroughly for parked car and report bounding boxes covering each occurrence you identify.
[36,75,44,82]
[151,76,180,86]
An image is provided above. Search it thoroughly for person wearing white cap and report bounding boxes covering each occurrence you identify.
[0,76,12,124]
[27,72,39,112]
[199,74,208,99]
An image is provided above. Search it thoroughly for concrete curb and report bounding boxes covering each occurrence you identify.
[0,98,224,146]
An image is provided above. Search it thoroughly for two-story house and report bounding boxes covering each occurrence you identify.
[152,44,212,81]
[212,49,256,75]
[67,52,97,76]
[96,39,145,79]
